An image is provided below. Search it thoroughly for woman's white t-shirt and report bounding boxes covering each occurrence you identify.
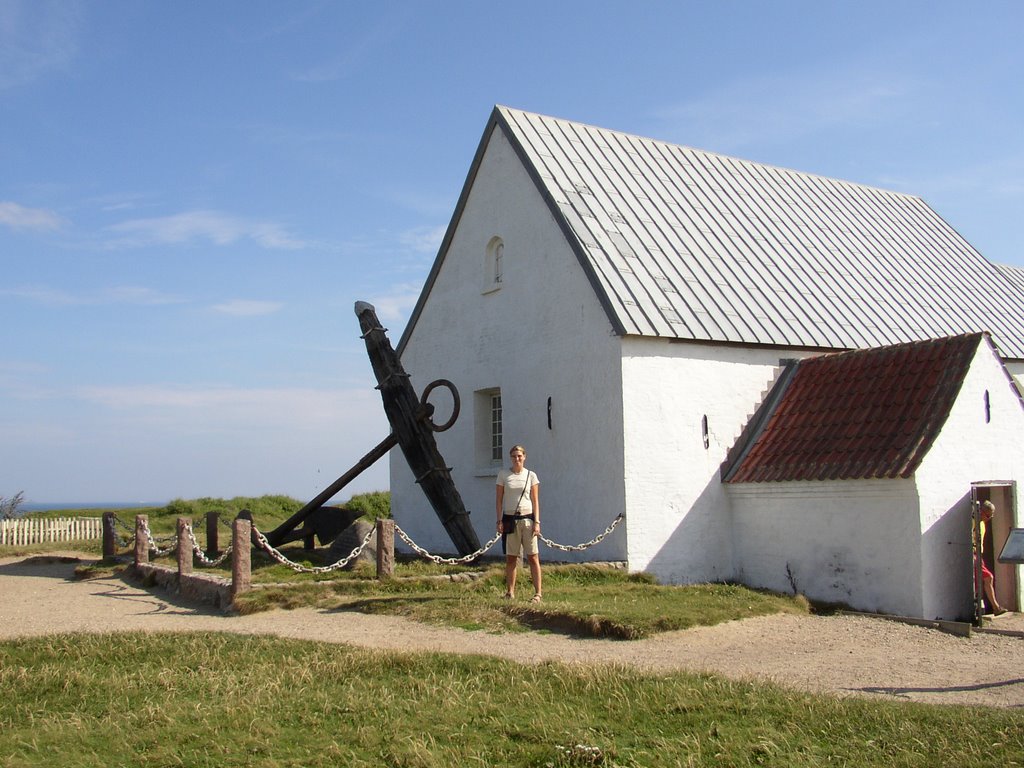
[496,468,538,514]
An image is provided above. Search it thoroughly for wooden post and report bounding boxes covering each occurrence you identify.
[205,511,219,557]
[376,518,395,579]
[134,515,149,565]
[231,518,252,604]
[102,512,116,559]
[176,517,192,576]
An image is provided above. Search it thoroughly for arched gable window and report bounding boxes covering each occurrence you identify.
[484,236,503,293]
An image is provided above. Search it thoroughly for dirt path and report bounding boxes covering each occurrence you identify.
[2,554,1023,709]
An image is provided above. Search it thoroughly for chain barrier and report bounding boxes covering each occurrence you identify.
[540,513,624,553]
[138,518,177,557]
[183,523,233,567]
[109,515,136,548]
[101,518,136,548]
[132,512,623,572]
[393,512,625,563]
[250,525,377,574]
[394,525,501,564]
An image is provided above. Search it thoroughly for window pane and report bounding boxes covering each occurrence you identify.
[490,393,502,461]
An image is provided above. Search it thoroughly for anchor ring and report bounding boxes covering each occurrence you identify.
[420,379,460,432]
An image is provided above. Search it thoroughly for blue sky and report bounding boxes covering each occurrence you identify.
[2,1,1022,504]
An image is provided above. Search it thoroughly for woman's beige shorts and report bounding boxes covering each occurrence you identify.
[506,518,539,557]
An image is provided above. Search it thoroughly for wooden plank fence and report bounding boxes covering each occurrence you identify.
[0,517,103,546]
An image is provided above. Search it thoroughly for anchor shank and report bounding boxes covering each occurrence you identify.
[356,301,481,556]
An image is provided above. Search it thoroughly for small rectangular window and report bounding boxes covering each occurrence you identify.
[475,387,503,468]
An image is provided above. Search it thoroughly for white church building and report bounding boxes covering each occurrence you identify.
[389,106,1024,621]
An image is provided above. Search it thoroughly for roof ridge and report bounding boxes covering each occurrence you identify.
[401,106,1024,360]
[495,104,926,201]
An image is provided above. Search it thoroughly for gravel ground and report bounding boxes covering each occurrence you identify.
[2,554,1023,709]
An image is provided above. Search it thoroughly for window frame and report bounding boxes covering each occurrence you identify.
[483,236,503,294]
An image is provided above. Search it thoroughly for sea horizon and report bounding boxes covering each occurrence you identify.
[20,501,167,513]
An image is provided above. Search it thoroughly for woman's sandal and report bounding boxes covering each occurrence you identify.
[502,592,514,600]
[530,593,542,603]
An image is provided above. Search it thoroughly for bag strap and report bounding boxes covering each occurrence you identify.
[514,470,532,511]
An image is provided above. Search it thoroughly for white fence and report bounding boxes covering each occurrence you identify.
[0,517,104,546]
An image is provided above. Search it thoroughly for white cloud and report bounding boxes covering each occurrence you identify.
[77,384,381,433]
[370,284,422,325]
[106,210,306,250]
[887,151,1024,200]
[398,224,446,254]
[105,285,186,305]
[0,284,183,307]
[655,66,915,154]
[212,299,284,317]
[290,6,410,83]
[0,359,49,391]
[0,382,392,501]
[0,201,65,231]
[0,0,81,89]
[0,285,79,305]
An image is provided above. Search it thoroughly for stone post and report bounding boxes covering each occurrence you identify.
[134,515,149,565]
[376,518,395,579]
[231,517,252,604]
[102,512,116,559]
[205,511,219,558]
[176,517,193,576]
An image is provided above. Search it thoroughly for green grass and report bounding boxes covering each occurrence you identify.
[0,632,1019,768]
[224,561,809,639]
[3,497,1022,766]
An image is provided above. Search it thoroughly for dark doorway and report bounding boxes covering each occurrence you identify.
[972,483,1019,619]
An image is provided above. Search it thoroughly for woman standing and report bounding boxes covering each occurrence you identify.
[495,444,542,602]
[978,500,1007,616]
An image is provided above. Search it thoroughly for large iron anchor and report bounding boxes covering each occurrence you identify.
[264,302,481,556]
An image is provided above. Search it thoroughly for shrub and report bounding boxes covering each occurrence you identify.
[0,491,25,520]
[346,491,390,520]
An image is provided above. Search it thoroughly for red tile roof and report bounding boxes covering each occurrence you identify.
[723,333,989,483]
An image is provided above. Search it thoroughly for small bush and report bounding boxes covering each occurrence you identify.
[346,490,390,520]
[0,491,25,520]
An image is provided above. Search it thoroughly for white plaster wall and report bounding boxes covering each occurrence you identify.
[726,340,1024,621]
[915,340,1024,619]
[394,126,627,560]
[621,340,816,584]
[728,479,923,615]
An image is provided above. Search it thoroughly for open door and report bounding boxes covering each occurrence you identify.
[972,482,1020,620]
[971,487,983,624]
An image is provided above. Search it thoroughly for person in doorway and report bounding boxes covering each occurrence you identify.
[495,444,542,602]
[978,500,1007,616]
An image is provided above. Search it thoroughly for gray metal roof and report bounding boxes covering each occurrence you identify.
[998,263,1024,296]
[495,106,1024,359]
[399,106,1024,359]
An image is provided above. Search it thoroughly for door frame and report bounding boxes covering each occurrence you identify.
[971,481,1019,619]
